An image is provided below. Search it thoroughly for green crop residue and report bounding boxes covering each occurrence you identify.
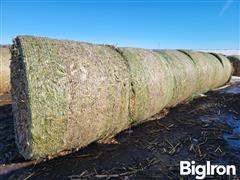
[96,45,130,139]
[18,36,68,158]
[220,55,233,84]
[121,48,150,123]
[98,46,118,138]
[154,52,174,109]
[178,50,201,93]
[156,51,180,106]
[12,36,234,160]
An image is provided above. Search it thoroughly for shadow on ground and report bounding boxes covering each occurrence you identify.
[1,81,240,179]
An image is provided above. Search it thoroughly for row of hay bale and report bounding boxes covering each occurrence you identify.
[10,36,232,159]
[0,47,11,95]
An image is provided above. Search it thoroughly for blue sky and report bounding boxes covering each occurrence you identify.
[1,0,239,49]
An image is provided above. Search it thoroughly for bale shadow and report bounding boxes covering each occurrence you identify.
[0,104,22,165]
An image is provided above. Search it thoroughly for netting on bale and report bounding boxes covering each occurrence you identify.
[155,50,198,106]
[119,48,173,123]
[11,36,233,159]
[0,47,11,95]
[209,53,232,85]
[178,50,232,92]
[11,36,130,159]
[228,55,240,76]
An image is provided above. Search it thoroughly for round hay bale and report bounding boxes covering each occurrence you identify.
[11,36,130,159]
[209,53,233,85]
[119,48,173,122]
[227,55,240,76]
[180,51,215,92]
[11,36,233,160]
[202,53,225,89]
[178,51,231,93]
[155,50,198,106]
[0,47,11,95]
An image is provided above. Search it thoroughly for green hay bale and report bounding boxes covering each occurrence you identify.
[202,53,224,89]
[119,48,174,122]
[227,55,240,76]
[11,36,130,159]
[0,47,11,94]
[155,50,198,106]
[11,36,233,160]
[178,51,231,92]
[209,53,233,85]
[180,51,215,92]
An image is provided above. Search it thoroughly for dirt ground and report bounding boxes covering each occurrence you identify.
[0,78,240,180]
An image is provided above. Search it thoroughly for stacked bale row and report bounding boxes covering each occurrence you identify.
[228,55,240,76]
[11,36,232,159]
[0,47,11,95]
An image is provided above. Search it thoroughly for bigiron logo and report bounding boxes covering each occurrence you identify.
[180,161,236,179]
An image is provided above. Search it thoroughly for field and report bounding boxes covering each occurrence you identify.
[1,77,240,179]
[1,0,239,178]
[0,46,11,95]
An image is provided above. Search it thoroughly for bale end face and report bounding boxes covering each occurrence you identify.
[11,38,33,159]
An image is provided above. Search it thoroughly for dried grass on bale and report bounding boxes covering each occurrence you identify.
[11,36,130,159]
[178,50,232,91]
[119,48,174,123]
[0,47,11,95]
[209,53,232,85]
[11,36,233,159]
[156,50,198,107]
[228,55,240,76]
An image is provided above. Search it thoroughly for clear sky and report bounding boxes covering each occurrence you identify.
[1,0,240,49]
